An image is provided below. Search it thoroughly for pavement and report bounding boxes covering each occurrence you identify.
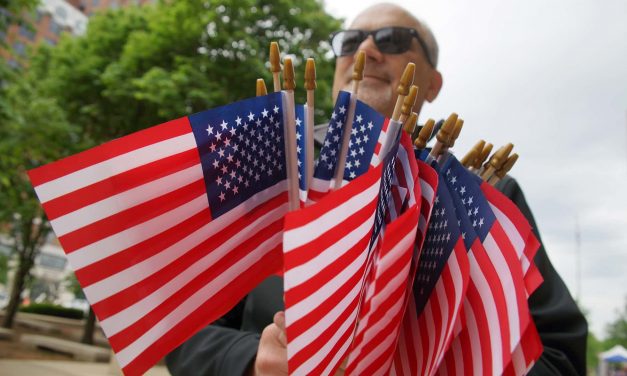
[0,359,170,376]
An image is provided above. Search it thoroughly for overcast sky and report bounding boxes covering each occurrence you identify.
[325,0,627,338]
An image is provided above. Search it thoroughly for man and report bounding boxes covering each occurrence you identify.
[166,3,587,375]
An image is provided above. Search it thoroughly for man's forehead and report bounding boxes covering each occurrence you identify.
[349,5,420,30]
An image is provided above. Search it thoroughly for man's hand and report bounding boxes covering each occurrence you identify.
[253,311,288,376]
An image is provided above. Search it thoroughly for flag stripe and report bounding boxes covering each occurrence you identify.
[28,117,192,186]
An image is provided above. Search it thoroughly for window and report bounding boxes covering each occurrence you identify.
[12,41,26,56]
[38,253,67,271]
[19,24,36,40]
[49,19,60,35]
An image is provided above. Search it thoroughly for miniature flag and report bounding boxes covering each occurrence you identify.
[295,104,308,204]
[28,93,290,376]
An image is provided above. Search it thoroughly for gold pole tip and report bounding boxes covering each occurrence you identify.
[397,63,416,96]
[283,57,295,90]
[352,51,366,81]
[497,153,519,178]
[304,58,316,90]
[475,142,493,169]
[403,112,418,134]
[401,85,419,118]
[449,118,464,147]
[256,79,268,96]
[414,118,435,149]
[269,42,281,73]
[436,112,458,144]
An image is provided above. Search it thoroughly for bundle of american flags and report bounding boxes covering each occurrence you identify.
[28,54,543,375]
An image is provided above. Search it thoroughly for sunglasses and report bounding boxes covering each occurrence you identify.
[329,27,434,67]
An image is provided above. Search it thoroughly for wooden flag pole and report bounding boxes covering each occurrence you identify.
[481,143,513,181]
[256,79,268,96]
[270,42,282,92]
[304,58,316,195]
[400,85,419,124]
[282,57,300,210]
[333,51,365,189]
[488,153,519,185]
[429,112,458,159]
[414,118,435,150]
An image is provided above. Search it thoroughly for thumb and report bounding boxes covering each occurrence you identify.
[273,311,287,347]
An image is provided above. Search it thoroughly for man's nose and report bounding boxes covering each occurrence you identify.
[357,35,384,63]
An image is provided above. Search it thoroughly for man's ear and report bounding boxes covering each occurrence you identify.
[425,70,443,103]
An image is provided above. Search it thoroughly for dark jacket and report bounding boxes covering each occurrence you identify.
[166,176,587,375]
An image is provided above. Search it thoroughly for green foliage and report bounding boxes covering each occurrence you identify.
[604,297,627,348]
[587,330,603,371]
[65,273,85,300]
[30,0,342,145]
[19,303,84,320]
[0,254,7,286]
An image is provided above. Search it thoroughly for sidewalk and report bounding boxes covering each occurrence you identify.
[0,359,169,376]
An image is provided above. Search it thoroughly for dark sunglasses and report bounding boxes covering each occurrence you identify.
[329,27,434,67]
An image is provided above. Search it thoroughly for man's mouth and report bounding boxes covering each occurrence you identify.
[361,74,389,84]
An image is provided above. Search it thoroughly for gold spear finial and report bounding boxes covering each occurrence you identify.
[414,118,435,149]
[473,142,493,170]
[391,63,416,121]
[401,85,419,123]
[436,113,458,145]
[351,50,366,95]
[283,57,295,91]
[304,58,316,91]
[269,42,282,91]
[448,118,464,148]
[497,153,518,178]
[403,112,418,135]
[462,140,485,168]
[256,78,267,96]
[481,143,514,180]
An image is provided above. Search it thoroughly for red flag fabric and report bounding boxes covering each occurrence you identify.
[28,93,290,375]
[283,163,383,376]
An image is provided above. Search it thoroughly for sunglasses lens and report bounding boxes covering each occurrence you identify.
[332,30,364,56]
[375,27,413,54]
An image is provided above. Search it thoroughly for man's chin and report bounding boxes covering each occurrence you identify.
[344,81,394,116]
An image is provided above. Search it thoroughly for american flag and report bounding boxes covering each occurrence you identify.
[283,161,385,376]
[308,92,390,201]
[295,104,308,204]
[28,93,290,376]
[439,157,537,375]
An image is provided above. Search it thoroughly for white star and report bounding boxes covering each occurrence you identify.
[356,114,363,123]
[235,116,242,126]
[478,218,484,227]
[474,207,479,216]
[296,132,301,140]
[232,186,239,194]
[229,127,236,136]
[220,120,228,130]
[212,160,219,169]
[248,112,255,121]
[295,118,302,126]
[339,106,346,114]
[468,196,473,205]
[331,111,337,120]
[367,121,374,130]
[350,171,356,179]
[459,186,466,195]
[450,176,457,184]
[224,180,231,189]
[216,176,223,185]
[262,108,269,118]
[219,192,226,201]
[206,125,213,135]
[273,105,279,114]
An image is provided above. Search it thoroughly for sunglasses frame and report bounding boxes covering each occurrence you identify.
[330,26,434,67]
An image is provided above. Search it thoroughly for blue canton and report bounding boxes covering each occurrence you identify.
[313,91,351,181]
[295,104,307,191]
[368,140,399,251]
[189,92,286,218]
[342,99,386,180]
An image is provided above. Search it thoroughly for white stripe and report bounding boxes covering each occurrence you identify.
[396,318,412,376]
[397,146,416,206]
[291,284,361,376]
[512,345,527,376]
[67,181,286,271]
[114,231,283,368]
[99,201,287,337]
[366,325,400,376]
[484,233,521,350]
[283,179,379,251]
[84,183,287,304]
[490,203,524,258]
[308,176,332,195]
[319,310,359,376]
[463,299,483,376]
[468,253,503,374]
[34,133,196,203]
[51,165,203,237]
[430,277,449,375]
[66,194,208,270]
[422,300,437,375]
[284,220,372,333]
[408,298,421,372]
[451,336,464,376]
[420,177,435,205]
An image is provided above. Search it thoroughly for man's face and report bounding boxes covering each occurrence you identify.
[332,5,438,118]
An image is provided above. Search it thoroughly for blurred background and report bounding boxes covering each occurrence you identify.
[1,0,625,374]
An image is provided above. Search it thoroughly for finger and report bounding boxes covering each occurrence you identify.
[273,311,287,347]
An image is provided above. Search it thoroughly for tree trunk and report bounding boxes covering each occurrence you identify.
[1,258,29,329]
[81,307,96,345]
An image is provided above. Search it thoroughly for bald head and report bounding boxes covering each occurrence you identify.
[332,3,443,117]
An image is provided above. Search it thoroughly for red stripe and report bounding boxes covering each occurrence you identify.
[91,192,287,319]
[59,179,206,254]
[120,244,282,376]
[284,164,381,230]
[75,207,210,287]
[465,282,493,375]
[107,217,284,351]
[29,117,192,186]
[43,148,200,220]
[283,199,376,272]
[285,234,369,338]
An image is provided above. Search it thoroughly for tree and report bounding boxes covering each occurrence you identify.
[604,296,627,349]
